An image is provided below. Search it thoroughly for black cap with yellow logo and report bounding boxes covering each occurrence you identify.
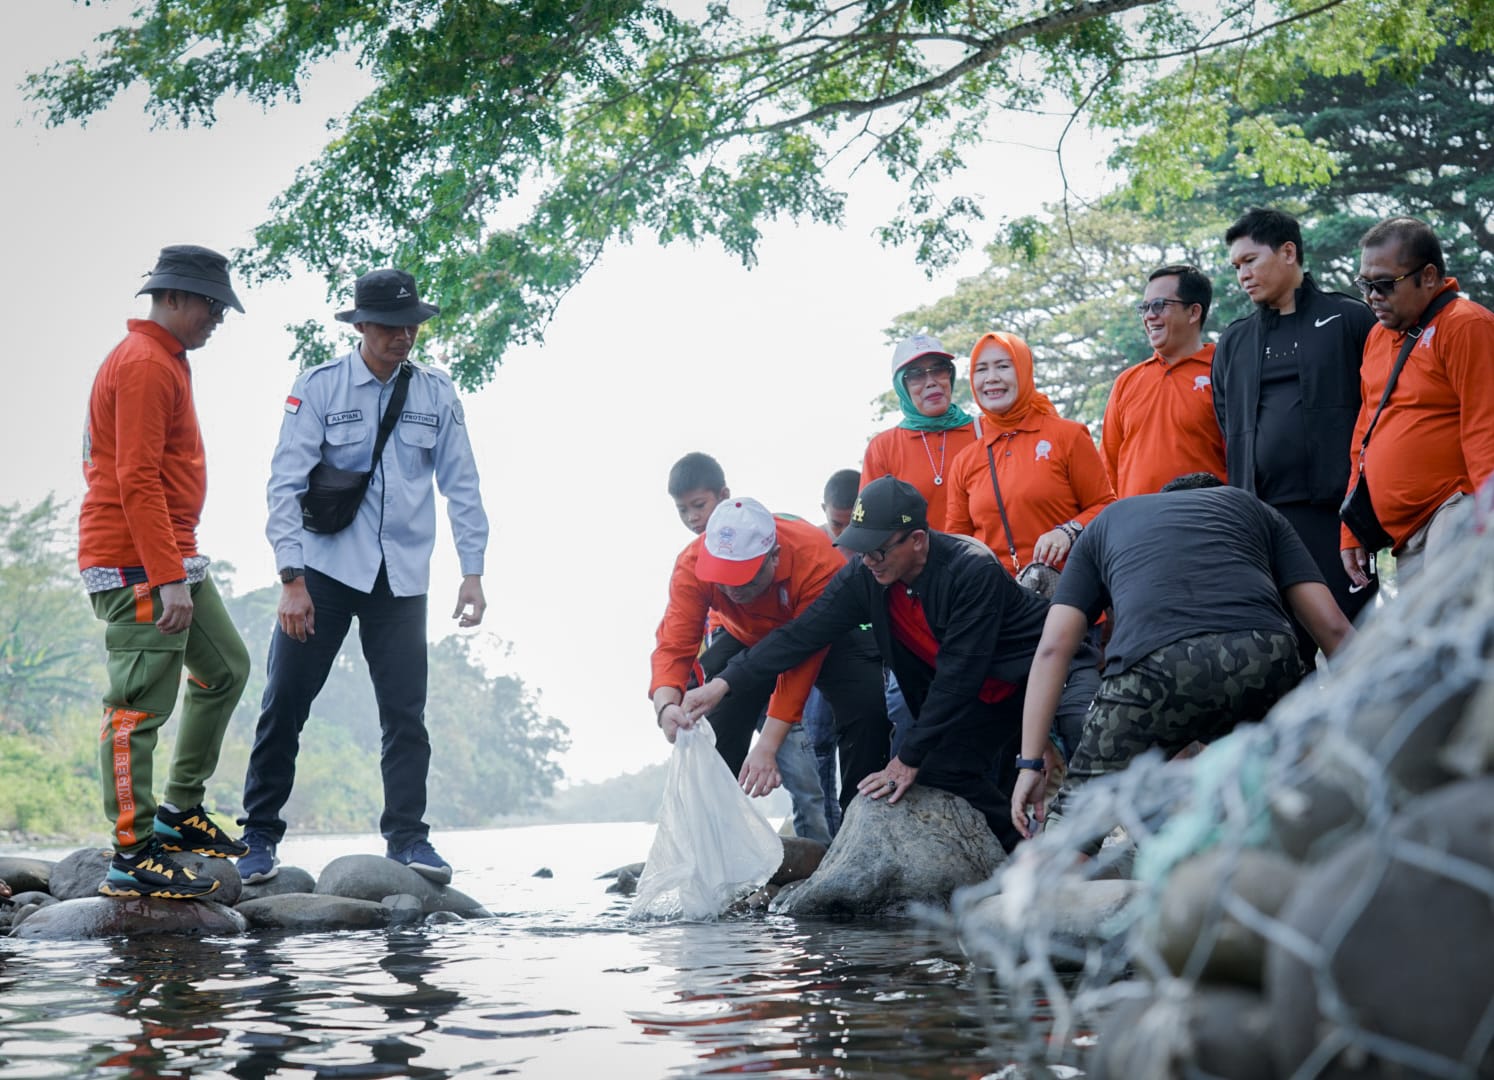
[834,475,929,553]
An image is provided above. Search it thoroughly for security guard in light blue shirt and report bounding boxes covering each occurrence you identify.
[240,269,489,888]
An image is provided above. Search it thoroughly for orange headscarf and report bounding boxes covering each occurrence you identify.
[968,331,1058,432]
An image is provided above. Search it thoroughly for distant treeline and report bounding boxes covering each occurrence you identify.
[0,495,569,843]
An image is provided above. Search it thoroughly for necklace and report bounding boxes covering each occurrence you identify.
[919,432,947,486]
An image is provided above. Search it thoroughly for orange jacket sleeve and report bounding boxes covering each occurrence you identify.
[1066,424,1117,528]
[1099,382,1125,493]
[942,441,979,537]
[649,544,712,700]
[1443,311,1494,491]
[113,357,188,585]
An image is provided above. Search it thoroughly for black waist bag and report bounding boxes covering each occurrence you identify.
[299,364,410,535]
[1338,290,1456,552]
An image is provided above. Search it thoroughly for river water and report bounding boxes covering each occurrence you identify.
[0,822,1084,1078]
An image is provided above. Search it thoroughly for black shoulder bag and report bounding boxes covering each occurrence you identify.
[985,442,1022,574]
[300,363,411,535]
[1339,290,1457,552]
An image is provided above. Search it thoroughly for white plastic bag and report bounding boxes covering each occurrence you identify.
[628,723,785,921]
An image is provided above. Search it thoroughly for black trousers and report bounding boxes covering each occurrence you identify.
[240,565,431,849]
[701,627,891,810]
[1274,501,1376,669]
[910,690,1025,854]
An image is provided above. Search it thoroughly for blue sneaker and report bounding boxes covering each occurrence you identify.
[237,830,279,884]
[387,839,452,884]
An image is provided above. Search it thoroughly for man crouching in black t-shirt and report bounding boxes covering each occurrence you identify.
[1010,472,1354,841]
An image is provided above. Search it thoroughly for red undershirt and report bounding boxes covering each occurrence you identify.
[885,586,1017,704]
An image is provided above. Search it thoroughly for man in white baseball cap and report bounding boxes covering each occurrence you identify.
[650,498,890,813]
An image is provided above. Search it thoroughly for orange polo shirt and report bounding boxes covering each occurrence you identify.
[1100,344,1226,498]
[944,413,1114,573]
[78,320,207,586]
[861,419,981,530]
[1342,281,1494,551]
[651,515,846,722]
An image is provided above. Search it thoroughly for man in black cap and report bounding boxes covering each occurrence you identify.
[239,269,489,885]
[682,476,1097,851]
[78,244,250,899]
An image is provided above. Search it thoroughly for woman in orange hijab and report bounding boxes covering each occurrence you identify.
[945,331,1115,575]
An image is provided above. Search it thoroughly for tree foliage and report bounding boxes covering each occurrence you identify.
[26,0,1494,386]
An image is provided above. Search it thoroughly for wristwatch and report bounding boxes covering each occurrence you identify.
[1014,754,1047,773]
[279,567,305,584]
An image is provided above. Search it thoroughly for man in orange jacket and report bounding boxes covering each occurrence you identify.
[1342,217,1494,587]
[78,245,251,900]
[651,498,890,812]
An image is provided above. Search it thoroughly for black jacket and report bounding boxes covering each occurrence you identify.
[720,532,1050,769]
[1212,273,1376,505]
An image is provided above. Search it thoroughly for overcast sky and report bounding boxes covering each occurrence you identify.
[5,2,1112,784]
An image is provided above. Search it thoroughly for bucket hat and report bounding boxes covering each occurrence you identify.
[335,269,440,326]
[136,245,244,313]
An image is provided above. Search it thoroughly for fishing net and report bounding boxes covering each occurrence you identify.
[946,489,1494,1078]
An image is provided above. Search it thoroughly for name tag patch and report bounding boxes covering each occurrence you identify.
[327,410,364,425]
[401,411,439,427]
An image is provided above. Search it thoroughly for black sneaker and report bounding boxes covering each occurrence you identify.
[155,804,250,858]
[387,839,453,884]
[99,840,221,900]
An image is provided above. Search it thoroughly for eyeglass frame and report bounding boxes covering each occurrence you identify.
[1352,265,1430,298]
[198,294,230,319]
[1134,297,1194,317]
[901,360,957,386]
[859,529,917,564]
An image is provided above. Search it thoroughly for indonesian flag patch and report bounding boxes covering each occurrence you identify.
[284,395,302,414]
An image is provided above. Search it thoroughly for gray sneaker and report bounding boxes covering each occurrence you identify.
[237,830,279,884]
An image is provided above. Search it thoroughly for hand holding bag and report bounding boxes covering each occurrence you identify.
[300,364,411,534]
[1339,290,1456,552]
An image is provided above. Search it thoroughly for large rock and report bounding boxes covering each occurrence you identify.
[236,893,391,931]
[1265,778,1494,1078]
[239,865,317,902]
[771,787,1004,918]
[48,848,111,900]
[1144,848,1300,988]
[314,854,491,917]
[10,896,247,939]
[770,837,826,886]
[958,876,1142,973]
[0,857,52,895]
[1089,985,1277,1080]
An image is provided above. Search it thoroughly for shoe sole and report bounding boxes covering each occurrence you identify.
[99,881,220,900]
[404,863,452,885]
[242,865,279,884]
[159,842,249,859]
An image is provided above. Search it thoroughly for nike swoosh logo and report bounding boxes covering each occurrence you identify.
[1315,314,1342,327]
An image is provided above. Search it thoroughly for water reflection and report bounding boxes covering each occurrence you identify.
[0,823,1063,1079]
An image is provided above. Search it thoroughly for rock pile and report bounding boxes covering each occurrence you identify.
[0,851,493,940]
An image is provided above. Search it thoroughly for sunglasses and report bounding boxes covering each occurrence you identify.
[1134,298,1192,317]
[199,295,230,319]
[902,362,956,385]
[1352,266,1428,298]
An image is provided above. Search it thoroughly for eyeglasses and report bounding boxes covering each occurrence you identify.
[199,295,230,319]
[861,530,914,564]
[902,362,956,385]
[1135,298,1191,317]
[1352,267,1427,297]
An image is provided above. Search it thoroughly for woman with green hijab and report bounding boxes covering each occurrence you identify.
[860,334,982,529]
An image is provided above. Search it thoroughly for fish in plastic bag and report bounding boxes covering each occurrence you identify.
[628,723,785,921]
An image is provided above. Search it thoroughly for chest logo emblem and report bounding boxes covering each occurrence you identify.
[1035,440,1053,461]
[1194,375,1211,391]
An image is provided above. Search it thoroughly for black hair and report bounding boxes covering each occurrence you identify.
[1360,217,1446,277]
[1160,472,1226,492]
[667,452,727,498]
[823,469,861,509]
[1147,264,1214,323]
[1225,207,1306,268]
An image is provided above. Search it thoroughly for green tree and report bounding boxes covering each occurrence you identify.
[0,496,104,736]
[26,1,1494,386]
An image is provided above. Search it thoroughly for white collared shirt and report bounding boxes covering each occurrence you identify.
[266,349,488,596]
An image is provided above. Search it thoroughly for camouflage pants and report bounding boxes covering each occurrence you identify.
[1062,629,1303,796]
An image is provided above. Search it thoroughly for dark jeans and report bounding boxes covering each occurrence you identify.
[800,688,842,836]
[1274,501,1376,668]
[702,627,890,812]
[240,565,431,849]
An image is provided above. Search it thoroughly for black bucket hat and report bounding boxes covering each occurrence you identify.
[835,475,930,553]
[136,244,245,313]
[335,269,440,326]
